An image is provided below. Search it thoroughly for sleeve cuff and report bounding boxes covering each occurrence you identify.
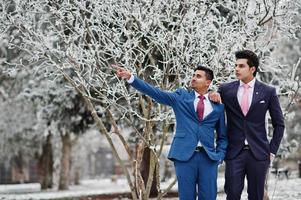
[127,75,135,83]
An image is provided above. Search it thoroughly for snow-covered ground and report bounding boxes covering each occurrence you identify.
[0,172,300,200]
[0,179,131,200]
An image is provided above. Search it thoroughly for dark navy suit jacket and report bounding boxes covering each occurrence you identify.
[219,80,285,160]
[131,76,228,162]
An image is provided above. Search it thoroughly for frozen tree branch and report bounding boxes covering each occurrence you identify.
[1,0,300,198]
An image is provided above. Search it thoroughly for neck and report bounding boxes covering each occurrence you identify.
[195,88,208,96]
[241,77,254,84]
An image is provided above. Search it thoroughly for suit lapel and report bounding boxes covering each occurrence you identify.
[202,101,217,121]
[226,81,246,116]
[248,80,263,114]
[188,91,198,119]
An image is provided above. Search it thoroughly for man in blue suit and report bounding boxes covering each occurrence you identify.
[215,50,285,200]
[115,64,228,200]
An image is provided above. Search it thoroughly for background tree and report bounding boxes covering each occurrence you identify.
[23,73,94,190]
[0,32,95,190]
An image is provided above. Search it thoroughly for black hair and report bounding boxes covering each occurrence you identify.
[194,64,214,81]
[235,50,259,76]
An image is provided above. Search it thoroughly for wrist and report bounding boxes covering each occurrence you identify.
[126,74,132,80]
[127,74,135,83]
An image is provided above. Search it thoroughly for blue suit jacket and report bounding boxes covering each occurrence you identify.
[219,80,285,160]
[130,76,228,162]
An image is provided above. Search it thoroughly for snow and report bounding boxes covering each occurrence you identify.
[0,179,130,199]
[0,173,300,200]
[0,183,41,194]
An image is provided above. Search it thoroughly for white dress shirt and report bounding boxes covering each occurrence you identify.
[127,75,135,83]
[237,78,256,145]
[237,78,256,109]
[194,92,213,119]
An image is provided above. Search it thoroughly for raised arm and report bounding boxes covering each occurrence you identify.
[115,65,180,106]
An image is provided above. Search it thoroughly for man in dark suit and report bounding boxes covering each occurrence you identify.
[115,64,228,200]
[217,50,285,200]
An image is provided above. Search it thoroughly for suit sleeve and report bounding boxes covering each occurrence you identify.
[130,76,180,106]
[217,84,224,100]
[215,105,228,160]
[268,88,285,155]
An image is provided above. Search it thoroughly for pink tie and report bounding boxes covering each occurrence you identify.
[197,95,205,120]
[241,84,250,116]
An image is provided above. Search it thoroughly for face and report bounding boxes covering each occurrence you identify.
[190,70,211,91]
[235,58,255,83]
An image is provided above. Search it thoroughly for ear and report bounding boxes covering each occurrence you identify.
[206,80,212,87]
[250,66,256,74]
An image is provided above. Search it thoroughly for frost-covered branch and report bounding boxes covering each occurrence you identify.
[1,0,300,198]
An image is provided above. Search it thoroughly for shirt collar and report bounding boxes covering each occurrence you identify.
[239,78,256,88]
[194,91,209,100]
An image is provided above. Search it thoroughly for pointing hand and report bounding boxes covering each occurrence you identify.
[112,64,132,80]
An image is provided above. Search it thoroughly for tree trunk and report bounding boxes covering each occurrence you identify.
[11,151,26,183]
[59,132,72,190]
[38,133,53,189]
[298,160,301,178]
[74,166,80,185]
[140,147,158,198]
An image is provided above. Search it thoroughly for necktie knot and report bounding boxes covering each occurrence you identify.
[198,95,205,101]
[243,84,250,90]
